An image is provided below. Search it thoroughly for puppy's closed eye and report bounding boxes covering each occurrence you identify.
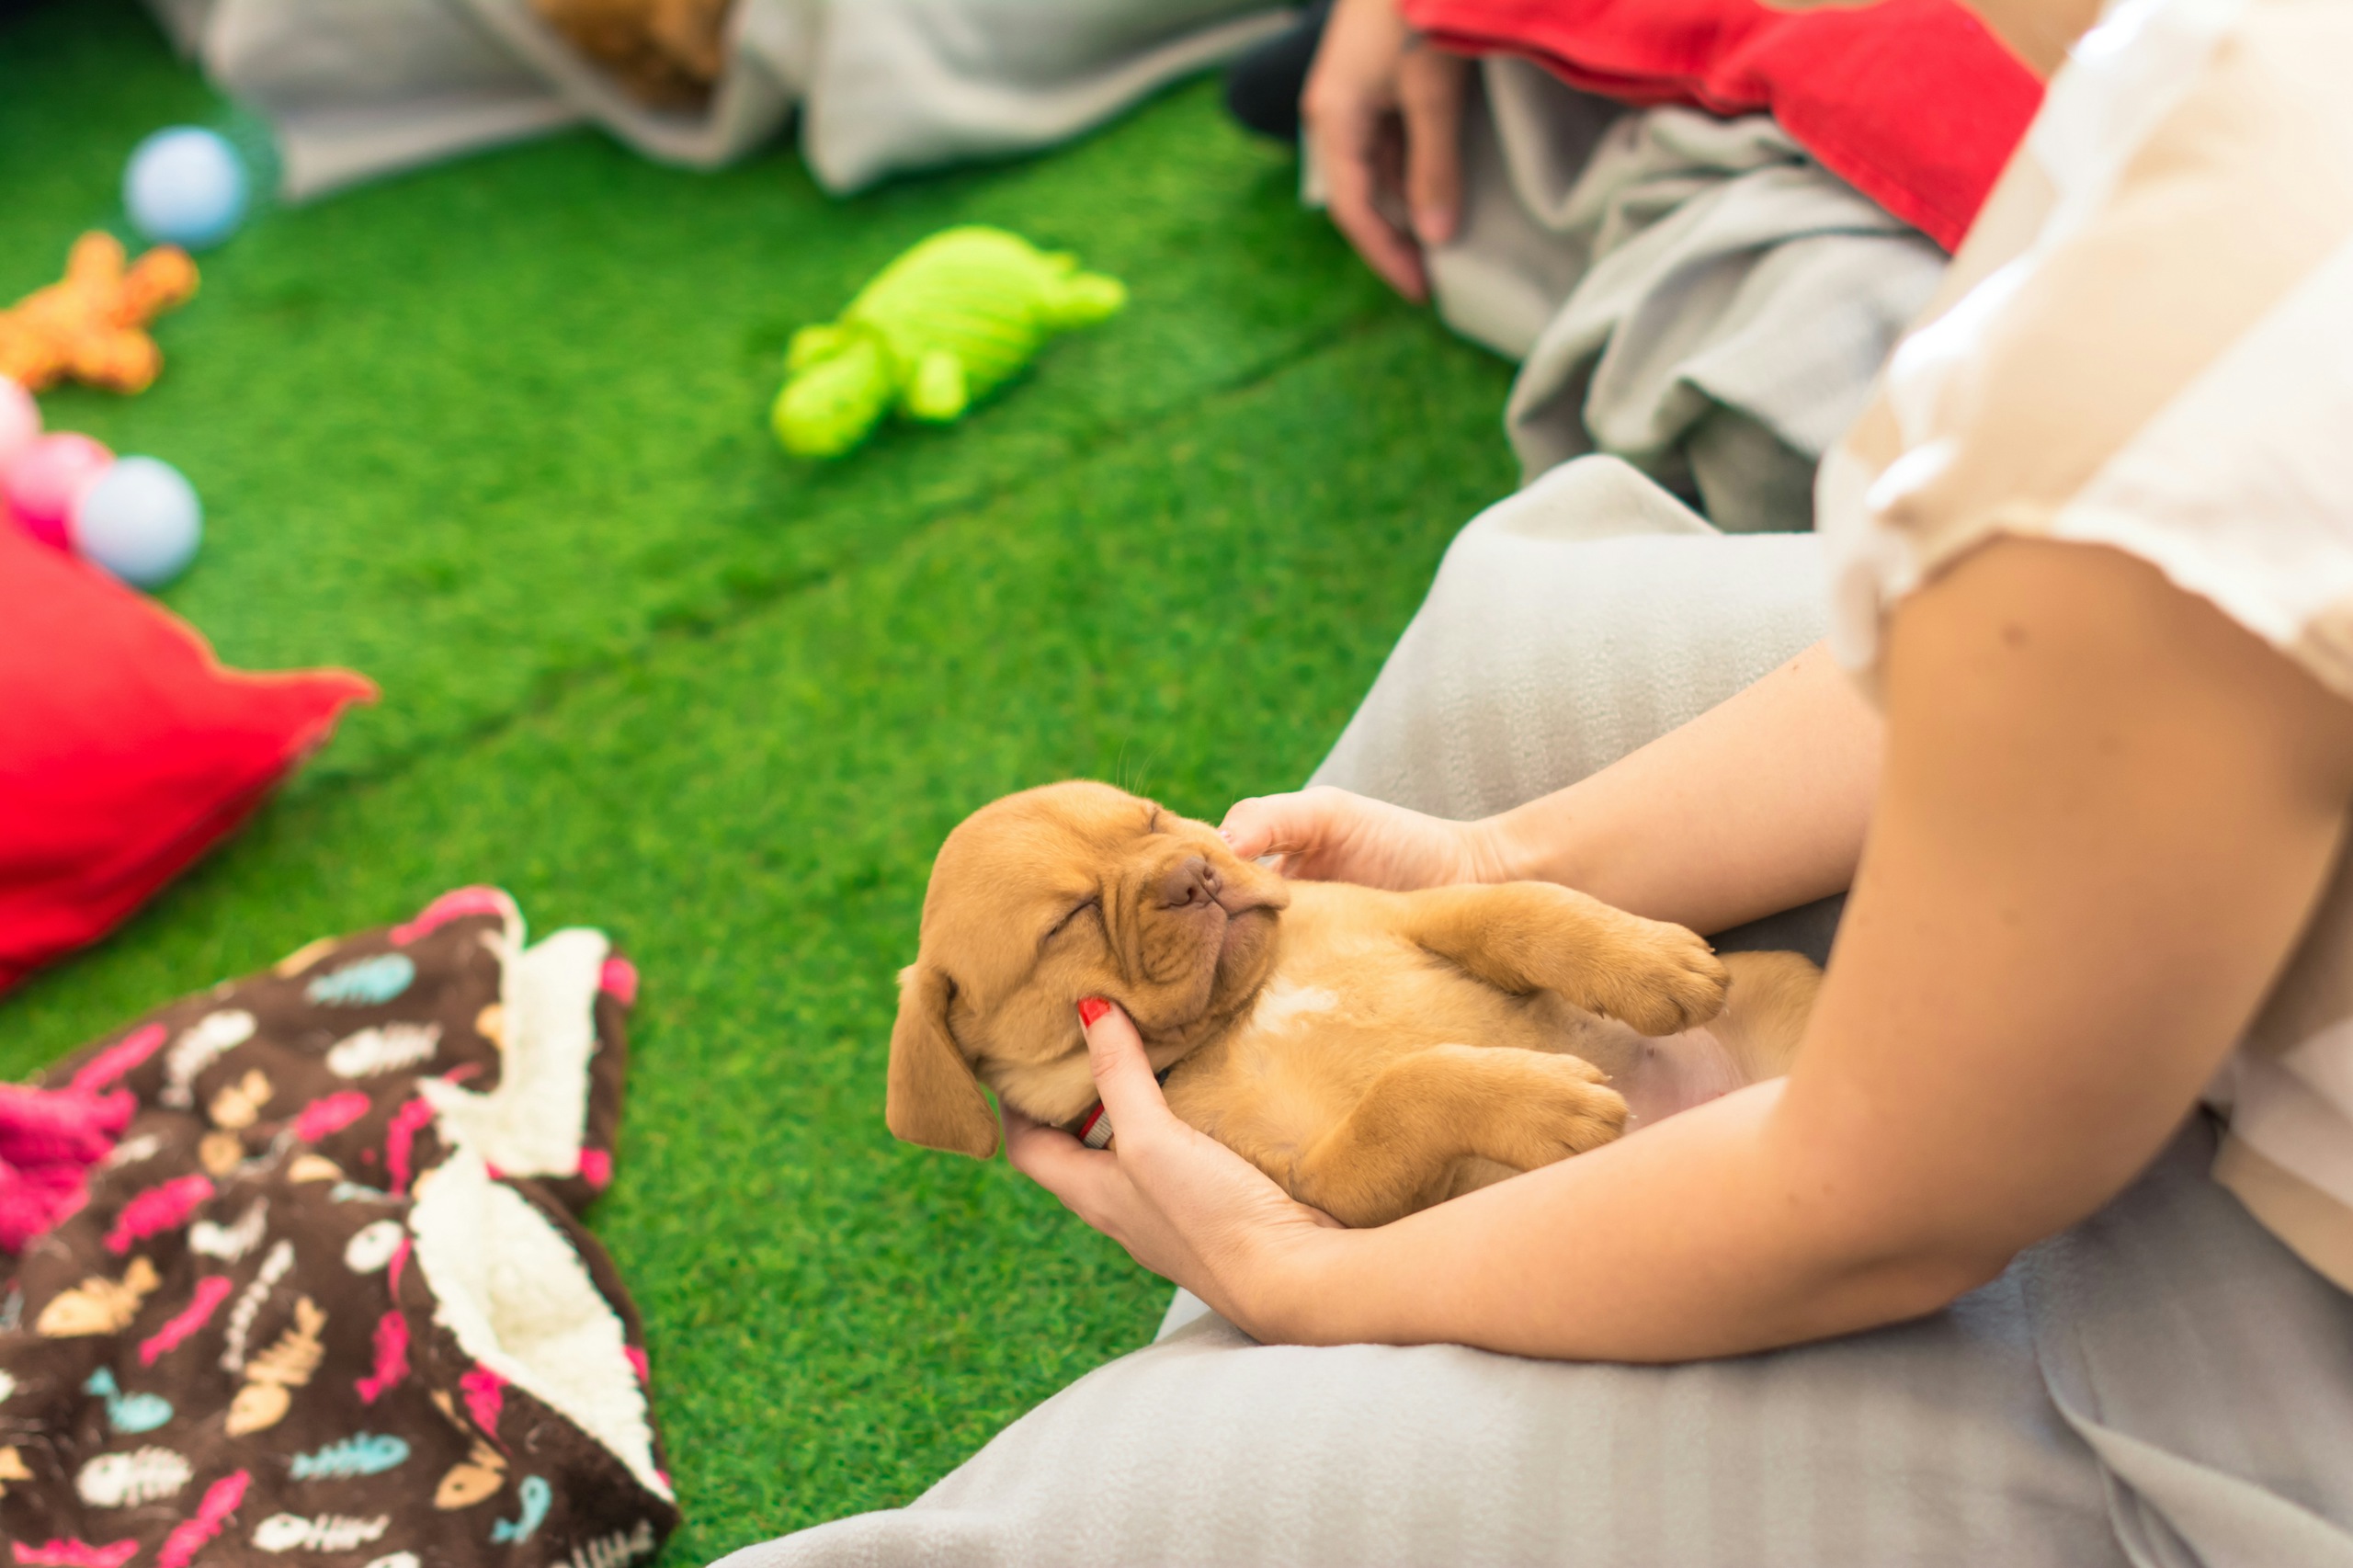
[1043,898,1100,946]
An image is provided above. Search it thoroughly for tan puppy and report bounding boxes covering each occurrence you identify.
[889,781,1821,1226]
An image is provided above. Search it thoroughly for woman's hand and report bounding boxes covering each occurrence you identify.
[1004,999,1344,1336]
[1220,785,1509,889]
[1302,0,1471,301]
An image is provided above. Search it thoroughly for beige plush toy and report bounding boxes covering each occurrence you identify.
[0,233,198,396]
[530,0,733,107]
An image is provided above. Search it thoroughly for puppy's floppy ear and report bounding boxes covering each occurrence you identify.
[885,962,1000,1159]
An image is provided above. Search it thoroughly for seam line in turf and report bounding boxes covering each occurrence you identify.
[288,311,1400,805]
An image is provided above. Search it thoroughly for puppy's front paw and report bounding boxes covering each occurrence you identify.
[1590,919,1730,1037]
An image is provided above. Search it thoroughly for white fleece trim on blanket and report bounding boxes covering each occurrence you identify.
[410,1151,669,1500]
[419,926,608,1182]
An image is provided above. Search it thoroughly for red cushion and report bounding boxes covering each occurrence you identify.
[0,528,373,993]
[1402,0,2043,251]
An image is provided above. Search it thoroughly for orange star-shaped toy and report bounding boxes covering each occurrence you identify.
[0,232,199,395]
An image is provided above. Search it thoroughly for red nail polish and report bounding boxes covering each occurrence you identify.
[1077,997,1111,1028]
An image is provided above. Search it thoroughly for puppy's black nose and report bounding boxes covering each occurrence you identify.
[1158,856,1221,910]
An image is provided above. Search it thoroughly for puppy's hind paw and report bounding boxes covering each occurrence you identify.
[1507,1076,1629,1167]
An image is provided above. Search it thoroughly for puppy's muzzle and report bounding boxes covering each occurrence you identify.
[1158,855,1221,911]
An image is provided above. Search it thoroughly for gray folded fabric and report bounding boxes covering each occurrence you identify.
[1427,58,1947,533]
[1312,454,1830,827]
[146,0,1289,200]
[722,1275,2122,1568]
[2026,1131,2353,1566]
[719,1112,2353,1568]
[799,1,1293,194]
[155,0,584,199]
[1307,452,1846,959]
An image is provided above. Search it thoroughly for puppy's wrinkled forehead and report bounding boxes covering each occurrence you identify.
[923,780,1163,952]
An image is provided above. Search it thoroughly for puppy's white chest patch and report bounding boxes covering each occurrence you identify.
[1249,978,1338,1034]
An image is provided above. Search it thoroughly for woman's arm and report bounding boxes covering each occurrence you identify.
[1487,641,1882,932]
[1221,641,1882,934]
[1019,540,2353,1357]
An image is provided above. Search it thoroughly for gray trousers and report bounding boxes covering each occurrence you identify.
[1312,453,1846,961]
[721,1118,2353,1568]
[717,465,2353,1567]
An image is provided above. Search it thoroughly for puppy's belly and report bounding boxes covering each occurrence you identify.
[1165,980,1392,1184]
[1168,1035,1369,1187]
[1503,994,1745,1130]
[1602,1023,1748,1130]
[1168,968,1746,1187]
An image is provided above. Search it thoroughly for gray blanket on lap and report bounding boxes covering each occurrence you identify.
[145,0,1288,199]
[712,1119,2353,1567]
[1427,59,1946,533]
[1306,454,1845,960]
[1310,455,1827,829]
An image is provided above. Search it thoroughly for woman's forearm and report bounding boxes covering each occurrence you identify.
[1259,1082,1998,1360]
[1484,641,1882,933]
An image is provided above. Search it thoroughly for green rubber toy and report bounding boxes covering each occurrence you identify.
[771,225,1127,459]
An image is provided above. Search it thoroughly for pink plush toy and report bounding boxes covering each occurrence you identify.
[5,430,115,551]
[0,374,37,467]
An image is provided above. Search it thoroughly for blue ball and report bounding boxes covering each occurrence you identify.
[74,457,202,589]
[125,128,248,250]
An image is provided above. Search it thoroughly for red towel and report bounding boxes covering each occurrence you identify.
[1402,0,2043,251]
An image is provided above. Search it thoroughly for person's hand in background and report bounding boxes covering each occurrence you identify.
[1219,786,1507,889]
[1301,0,1470,301]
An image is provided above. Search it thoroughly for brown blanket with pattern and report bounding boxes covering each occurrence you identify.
[1,889,677,1567]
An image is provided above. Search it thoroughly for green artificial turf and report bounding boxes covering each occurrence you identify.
[0,4,1517,1558]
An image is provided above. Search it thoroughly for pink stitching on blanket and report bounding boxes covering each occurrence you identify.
[12,1540,141,1568]
[462,1364,508,1443]
[391,886,510,946]
[599,956,639,1006]
[69,1023,165,1095]
[292,1091,371,1143]
[140,1274,233,1365]
[357,1309,408,1404]
[384,1097,436,1196]
[0,1085,131,1166]
[104,1174,213,1254]
[156,1471,250,1568]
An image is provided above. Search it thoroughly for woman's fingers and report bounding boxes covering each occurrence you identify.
[1001,1103,1075,1177]
[1399,44,1467,246]
[1218,792,1297,862]
[1226,783,1358,852]
[1002,1105,1131,1231]
[1077,998,1178,1142]
[1006,1017,1352,1324]
[1002,1047,1189,1276]
[997,1096,1143,1243]
[1221,787,1348,880]
[1222,785,1427,885]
